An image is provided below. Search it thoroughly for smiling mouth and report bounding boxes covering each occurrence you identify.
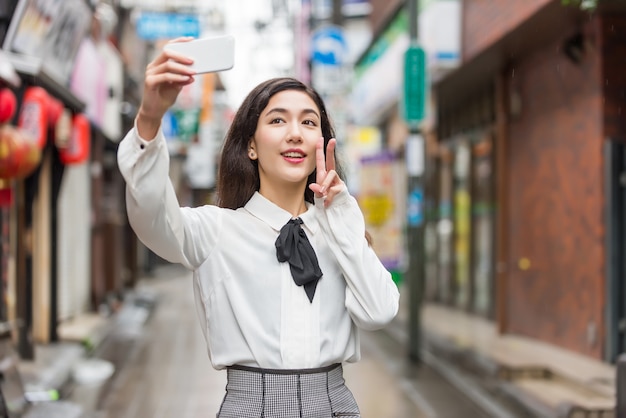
[282,151,306,158]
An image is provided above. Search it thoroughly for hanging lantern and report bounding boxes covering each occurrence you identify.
[0,124,25,178]
[59,113,90,165]
[13,129,42,178]
[0,124,41,179]
[18,86,49,150]
[0,88,17,124]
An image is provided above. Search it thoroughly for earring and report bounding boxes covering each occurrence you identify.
[248,150,256,159]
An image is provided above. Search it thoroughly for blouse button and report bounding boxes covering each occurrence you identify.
[140,144,145,150]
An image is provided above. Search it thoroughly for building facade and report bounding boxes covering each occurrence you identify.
[434,0,626,362]
[350,0,626,365]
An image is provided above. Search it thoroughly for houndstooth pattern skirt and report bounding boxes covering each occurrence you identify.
[216,363,361,418]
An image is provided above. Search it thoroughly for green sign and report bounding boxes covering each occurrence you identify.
[403,45,427,124]
[172,108,200,143]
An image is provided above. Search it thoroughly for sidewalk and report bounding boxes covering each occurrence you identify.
[389,297,616,417]
[16,283,158,416]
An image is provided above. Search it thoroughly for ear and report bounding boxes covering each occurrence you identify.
[248,139,258,160]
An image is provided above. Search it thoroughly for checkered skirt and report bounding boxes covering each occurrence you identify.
[217,363,360,418]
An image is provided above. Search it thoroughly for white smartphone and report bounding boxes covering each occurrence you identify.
[164,35,235,74]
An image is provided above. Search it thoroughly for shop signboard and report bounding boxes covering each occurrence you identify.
[136,12,200,40]
[350,10,409,125]
[358,152,405,272]
[419,0,461,80]
[2,0,92,86]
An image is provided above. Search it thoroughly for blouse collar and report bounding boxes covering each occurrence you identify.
[244,192,319,234]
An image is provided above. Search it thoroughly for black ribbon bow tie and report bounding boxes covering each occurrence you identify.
[275,218,323,303]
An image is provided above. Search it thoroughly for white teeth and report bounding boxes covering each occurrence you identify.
[283,152,304,158]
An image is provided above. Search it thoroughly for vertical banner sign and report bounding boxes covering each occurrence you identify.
[403,45,427,125]
[359,152,404,271]
[408,188,424,227]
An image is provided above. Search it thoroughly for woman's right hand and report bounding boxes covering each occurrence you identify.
[136,37,197,140]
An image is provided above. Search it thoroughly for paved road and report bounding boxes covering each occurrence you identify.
[92,265,500,418]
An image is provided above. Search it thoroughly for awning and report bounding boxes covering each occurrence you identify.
[434,1,587,113]
[3,51,85,114]
[0,51,21,88]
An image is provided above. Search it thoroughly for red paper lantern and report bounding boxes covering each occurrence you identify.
[0,124,41,180]
[59,113,90,165]
[13,129,42,178]
[0,89,17,124]
[18,86,49,150]
[0,124,25,178]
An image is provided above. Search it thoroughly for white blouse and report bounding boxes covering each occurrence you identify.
[117,126,400,370]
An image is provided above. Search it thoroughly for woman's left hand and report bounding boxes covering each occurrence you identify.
[309,137,345,207]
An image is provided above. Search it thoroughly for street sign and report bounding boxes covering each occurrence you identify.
[136,12,200,40]
[311,26,347,66]
[403,45,427,124]
[407,188,424,227]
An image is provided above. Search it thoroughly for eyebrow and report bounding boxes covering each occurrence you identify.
[264,107,320,119]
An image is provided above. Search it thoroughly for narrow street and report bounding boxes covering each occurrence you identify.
[92,265,504,418]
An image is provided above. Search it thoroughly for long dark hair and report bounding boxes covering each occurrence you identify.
[216,77,342,209]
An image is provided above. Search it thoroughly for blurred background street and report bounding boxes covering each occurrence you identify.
[0,0,625,417]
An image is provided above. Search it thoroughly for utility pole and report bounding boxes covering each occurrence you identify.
[405,0,426,363]
[331,0,343,26]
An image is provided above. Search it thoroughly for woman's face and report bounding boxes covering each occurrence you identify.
[250,90,322,193]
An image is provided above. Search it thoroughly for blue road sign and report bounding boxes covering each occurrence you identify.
[407,188,424,226]
[311,26,347,66]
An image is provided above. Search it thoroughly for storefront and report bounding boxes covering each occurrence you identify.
[0,0,126,358]
[430,86,497,318]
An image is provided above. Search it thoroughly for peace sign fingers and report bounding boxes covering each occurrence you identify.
[325,138,337,174]
[309,137,345,206]
[314,137,327,186]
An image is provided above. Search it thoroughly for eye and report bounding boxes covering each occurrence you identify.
[270,118,284,124]
[302,119,318,126]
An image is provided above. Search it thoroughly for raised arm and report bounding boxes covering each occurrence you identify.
[117,39,221,269]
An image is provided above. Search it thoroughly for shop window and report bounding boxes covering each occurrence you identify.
[470,134,495,317]
[435,147,454,304]
[453,140,471,309]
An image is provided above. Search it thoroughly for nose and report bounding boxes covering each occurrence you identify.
[287,122,303,143]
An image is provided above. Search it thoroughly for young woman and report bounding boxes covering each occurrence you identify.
[117,38,400,418]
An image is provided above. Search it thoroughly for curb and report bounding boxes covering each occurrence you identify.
[384,316,616,418]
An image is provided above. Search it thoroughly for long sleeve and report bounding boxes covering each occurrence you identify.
[117,126,222,269]
[315,190,400,331]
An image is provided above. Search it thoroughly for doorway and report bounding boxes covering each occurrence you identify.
[606,140,626,361]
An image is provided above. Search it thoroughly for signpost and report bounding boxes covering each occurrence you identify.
[404,0,426,363]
